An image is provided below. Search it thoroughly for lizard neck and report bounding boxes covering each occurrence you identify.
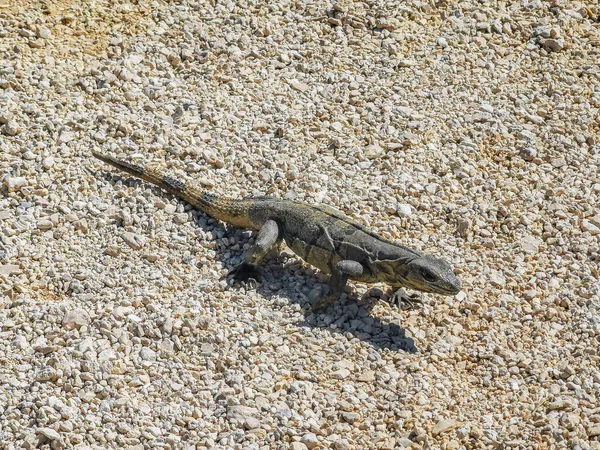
[366,241,421,284]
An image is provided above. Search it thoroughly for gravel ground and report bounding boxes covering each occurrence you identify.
[1,0,600,449]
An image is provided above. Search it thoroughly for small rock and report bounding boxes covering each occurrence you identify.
[364,145,383,159]
[376,437,396,450]
[7,177,27,191]
[98,349,116,362]
[358,371,375,382]
[36,367,58,382]
[42,157,55,169]
[396,204,412,218]
[3,120,21,136]
[290,80,309,92]
[401,132,419,146]
[438,37,448,48]
[0,264,20,275]
[517,129,536,141]
[74,219,88,233]
[167,53,181,67]
[588,425,600,437]
[57,131,75,144]
[29,38,46,48]
[489,271,505,287]
[519,147,536,161]
[333,439,353,450]
[121,232,145,250]
[200,343,214,355]
[0,110,11,123]
[332,368,351,379]
[227,405,259,425]
[144,253,160,262]
[139,347,157,361]
[397,59,416,67]
[12,335,28,349]
[560,412,579,430]
[173,213,189,224]
[34,344,57,355]
[19,28,36,38]
[520,235,541,254]
[37,427,60,440]
[457,218,472,237]
[340,411,361,423]
[286,169,299,180]
[37,219,53,231]
[275,405,292,420]
[129,374,150,386]
[547,398,575,411]
[301,433,319,449]
[588,215,600,229]
[244,417,261,430]
[291,443,308,450]
[109,36,123,46]
[252,119,269,132]
[104,245,120,257]
[159,338,175,355]
[384,142,405,150]
[540,38,564,52]
[164,204,177,214]
[581,220,600,235]
[58,421,73,432]
[551,158,566,168]
[37,26,52,39]
[432,418,460,435]
[62,309,90,330]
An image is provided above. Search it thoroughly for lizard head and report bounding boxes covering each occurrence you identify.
[376,255,462,295]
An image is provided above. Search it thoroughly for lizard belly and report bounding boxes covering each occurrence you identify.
[287,236,380,283]
[287,237,338,275]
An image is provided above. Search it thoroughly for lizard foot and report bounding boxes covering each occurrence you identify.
[310,294,337,313]
[226,263,261,292]
[390,288,423,309]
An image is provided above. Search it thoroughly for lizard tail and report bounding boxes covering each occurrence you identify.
[91,151,256,229]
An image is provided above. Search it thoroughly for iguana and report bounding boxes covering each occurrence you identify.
[92,151,462,311]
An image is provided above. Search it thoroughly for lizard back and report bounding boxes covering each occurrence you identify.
[247,199,419,278]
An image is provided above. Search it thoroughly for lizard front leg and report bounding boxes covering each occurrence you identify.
[389,287,423,309]
[311,260,363,312]
[229,219,280,284]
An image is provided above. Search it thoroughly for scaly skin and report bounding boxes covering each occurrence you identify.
[92,151,462,311]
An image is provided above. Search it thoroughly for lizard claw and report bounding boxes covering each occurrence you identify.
[390,288,422,309]
[226,263,261,292]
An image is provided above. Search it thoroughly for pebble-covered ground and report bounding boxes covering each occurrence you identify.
[1,0,599,449]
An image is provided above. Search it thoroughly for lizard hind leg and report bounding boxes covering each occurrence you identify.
[228,219,280,285]
[311,260,363,313]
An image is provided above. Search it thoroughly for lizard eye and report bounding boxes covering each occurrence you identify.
[420,268,438,283]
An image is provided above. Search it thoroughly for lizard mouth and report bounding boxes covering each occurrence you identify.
[425,286,460,296]
[399,279,461,296]
[438,285,462,296]
[426,279,462,296]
